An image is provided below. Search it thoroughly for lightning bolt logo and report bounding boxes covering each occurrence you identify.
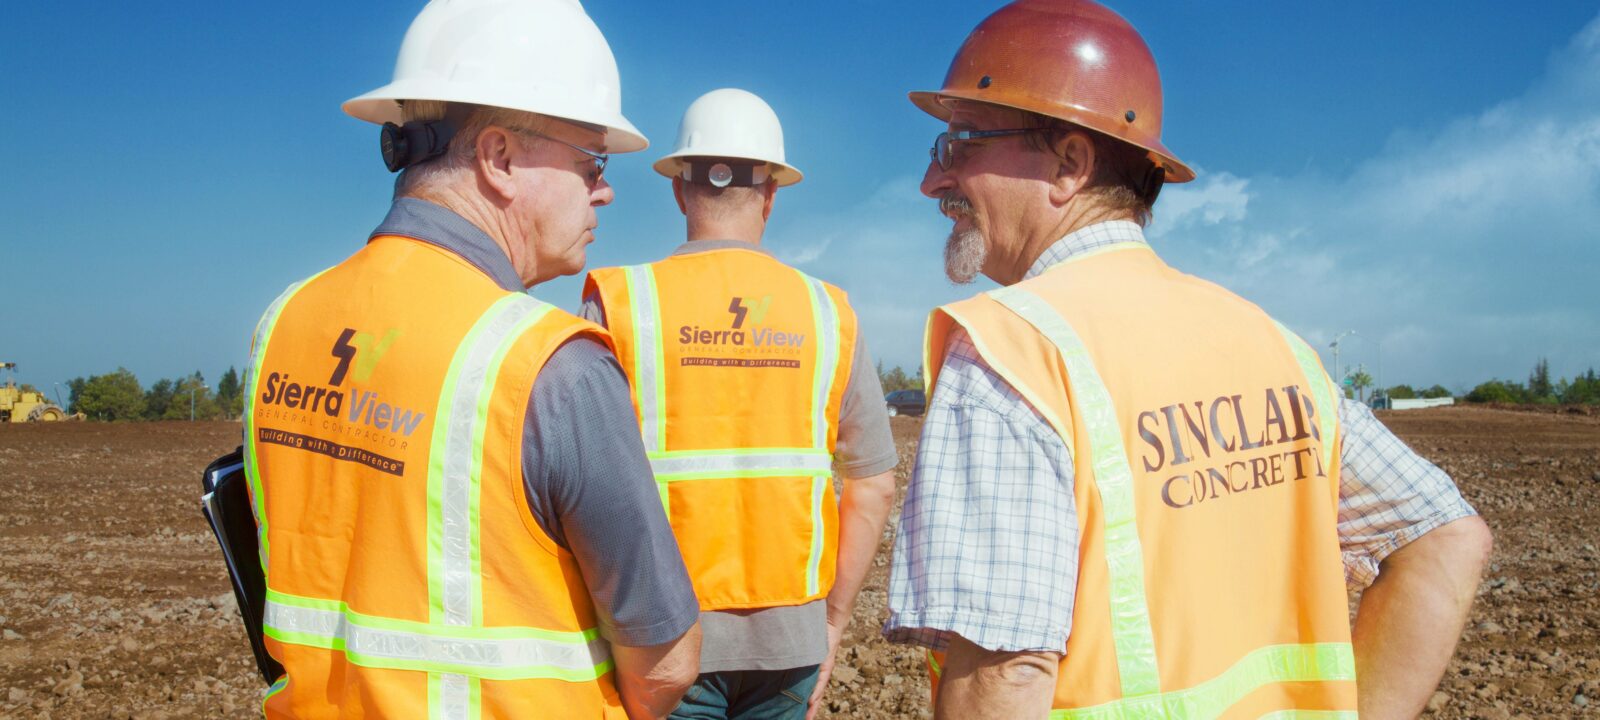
[329,328,357,385]
[728,297,749,329]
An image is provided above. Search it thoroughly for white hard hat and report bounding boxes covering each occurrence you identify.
[343,0,647,154]
[653,89,802,186]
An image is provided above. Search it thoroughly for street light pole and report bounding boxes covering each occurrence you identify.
[190,383,208,421]
[1329,331,1358,398]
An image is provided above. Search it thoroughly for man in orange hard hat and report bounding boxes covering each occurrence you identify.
[883,1,1492,718]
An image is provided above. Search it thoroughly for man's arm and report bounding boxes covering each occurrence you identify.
[614,623,703,720]
[1333,398,1491,717]
[525,337,702,716]
[808,337,900,718]
[935,636,1060,720]
[1351,516,1491,719]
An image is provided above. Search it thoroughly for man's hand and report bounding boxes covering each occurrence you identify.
[934,635,1060,720]
[805,617,847,720]
[1352,516,1492,719]
[613,621,702,720]
[806,469,895,719]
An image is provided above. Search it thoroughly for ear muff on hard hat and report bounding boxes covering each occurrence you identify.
[343,0,647,156]
[909,0,1194,184]
[654,89,803,187]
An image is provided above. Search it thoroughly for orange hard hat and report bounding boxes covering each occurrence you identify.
[910,0,1194,183]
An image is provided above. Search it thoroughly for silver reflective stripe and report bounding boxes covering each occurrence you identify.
[625,265,666,453]
[649,449,832,478]
[264,599,611,678]
[426,294,555,717]
[805,277,841,450]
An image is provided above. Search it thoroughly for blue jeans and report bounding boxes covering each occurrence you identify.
[669,665,820,720]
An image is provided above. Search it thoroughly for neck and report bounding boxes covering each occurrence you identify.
[999,200,1133,285]
[685,214,764,244]
[403,186,533,287]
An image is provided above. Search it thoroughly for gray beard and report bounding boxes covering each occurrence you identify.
[944,226,986,285]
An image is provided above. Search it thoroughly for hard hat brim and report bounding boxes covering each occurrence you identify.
[652,154,803,187]
[344,80,649,155]
[908,90,1194,184]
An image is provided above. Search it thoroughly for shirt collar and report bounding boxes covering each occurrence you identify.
[667,238,774,259]
[1024,220,1148,280]
[370,197,525,292]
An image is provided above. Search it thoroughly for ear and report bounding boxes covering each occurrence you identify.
[475,126,520,205]
[760,179,776,221]
[1047,130,1095,206]
[671,176,688,216]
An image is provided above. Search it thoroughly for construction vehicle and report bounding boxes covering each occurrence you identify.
[0,362,70,422]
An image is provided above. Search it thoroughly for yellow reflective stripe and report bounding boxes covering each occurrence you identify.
[262,591,612,682]
[243,271,328,576]
[935,304,1075,458]
[1048,643,1356,719]
[926,648,943,677]
[648,448,832,479]
[988,285,1158,697]
[1273,322,1338,472]
[623,265,666,454]
[801,272,842,597]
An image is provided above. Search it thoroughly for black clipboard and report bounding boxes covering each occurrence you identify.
[201,447,285,685]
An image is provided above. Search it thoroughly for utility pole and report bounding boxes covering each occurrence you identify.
[1330,331,1358,399]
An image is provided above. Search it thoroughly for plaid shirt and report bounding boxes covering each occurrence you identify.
[883,221,1478,653]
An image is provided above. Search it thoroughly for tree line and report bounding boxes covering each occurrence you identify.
[65,367,245,421]
[1460,358,1600,405]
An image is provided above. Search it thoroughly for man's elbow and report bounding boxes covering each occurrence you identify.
[850,470,898,504]
[1436,515,1493,574]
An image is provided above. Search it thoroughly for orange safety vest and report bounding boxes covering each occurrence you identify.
[922,241,1356,718]
[244,236,625,719]
[585,247,857,610]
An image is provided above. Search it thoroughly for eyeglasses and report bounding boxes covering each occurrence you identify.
[524,131,609,186]
[929,128,1040,170]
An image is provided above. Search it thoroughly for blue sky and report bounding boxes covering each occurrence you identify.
[3,1,1598,397]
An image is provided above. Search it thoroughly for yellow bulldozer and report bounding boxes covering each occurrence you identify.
[0,362,71,422]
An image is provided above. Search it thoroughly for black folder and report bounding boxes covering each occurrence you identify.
[201,447,285,685]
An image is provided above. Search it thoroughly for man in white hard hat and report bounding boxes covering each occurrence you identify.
[240,1,700,717]
[582,88,899,720]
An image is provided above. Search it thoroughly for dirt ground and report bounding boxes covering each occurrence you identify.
[1,406,1596,718]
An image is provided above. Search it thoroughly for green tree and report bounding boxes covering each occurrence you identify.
[164,371,220,420]
[877,362,922,393]
[1562,368,1600,405]
[144,378,176,420]
[1466,380,1523,404]
[1528,357,1553,401]
[1386,384,1417,400]
[1348,369,1374,403]
[1420,384,1453,399]
[75,368,146,421]
[215,366,243,419]
[66,377,88,414]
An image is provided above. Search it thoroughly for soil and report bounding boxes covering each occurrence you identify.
[1,406,1596,718]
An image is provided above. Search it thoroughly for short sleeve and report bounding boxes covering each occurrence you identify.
[883,330,1078,653]
[1335,398,1479,589]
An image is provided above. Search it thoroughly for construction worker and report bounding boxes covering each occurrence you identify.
[883,1,1493,718]
[241,1,701,717]
[582,89,898,720]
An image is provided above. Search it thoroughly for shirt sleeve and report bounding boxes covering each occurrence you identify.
[834,335,899,479]
[883,329,1078,653]
[523,337,700,647]
[1335,398,1479,590]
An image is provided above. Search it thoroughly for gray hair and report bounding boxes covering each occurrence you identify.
[393,101,553,199]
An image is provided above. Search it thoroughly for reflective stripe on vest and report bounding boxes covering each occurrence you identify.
[243,271,327,574]
[263,590,610,682]
[1273,322,1339,473]
[621,263,842,597]
[988,284,1160,697]
[985,282,1356,715]
[252,291,612,719]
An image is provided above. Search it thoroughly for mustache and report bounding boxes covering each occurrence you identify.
[939,193,973,219]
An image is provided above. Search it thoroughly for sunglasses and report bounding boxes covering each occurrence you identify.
[524,131,609,186]
[928,128,1040,170]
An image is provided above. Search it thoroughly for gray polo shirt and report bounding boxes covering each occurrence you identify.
[372,198,700,648]
[582,239,899,672]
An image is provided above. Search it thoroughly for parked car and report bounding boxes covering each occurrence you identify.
[885,389,926,417]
